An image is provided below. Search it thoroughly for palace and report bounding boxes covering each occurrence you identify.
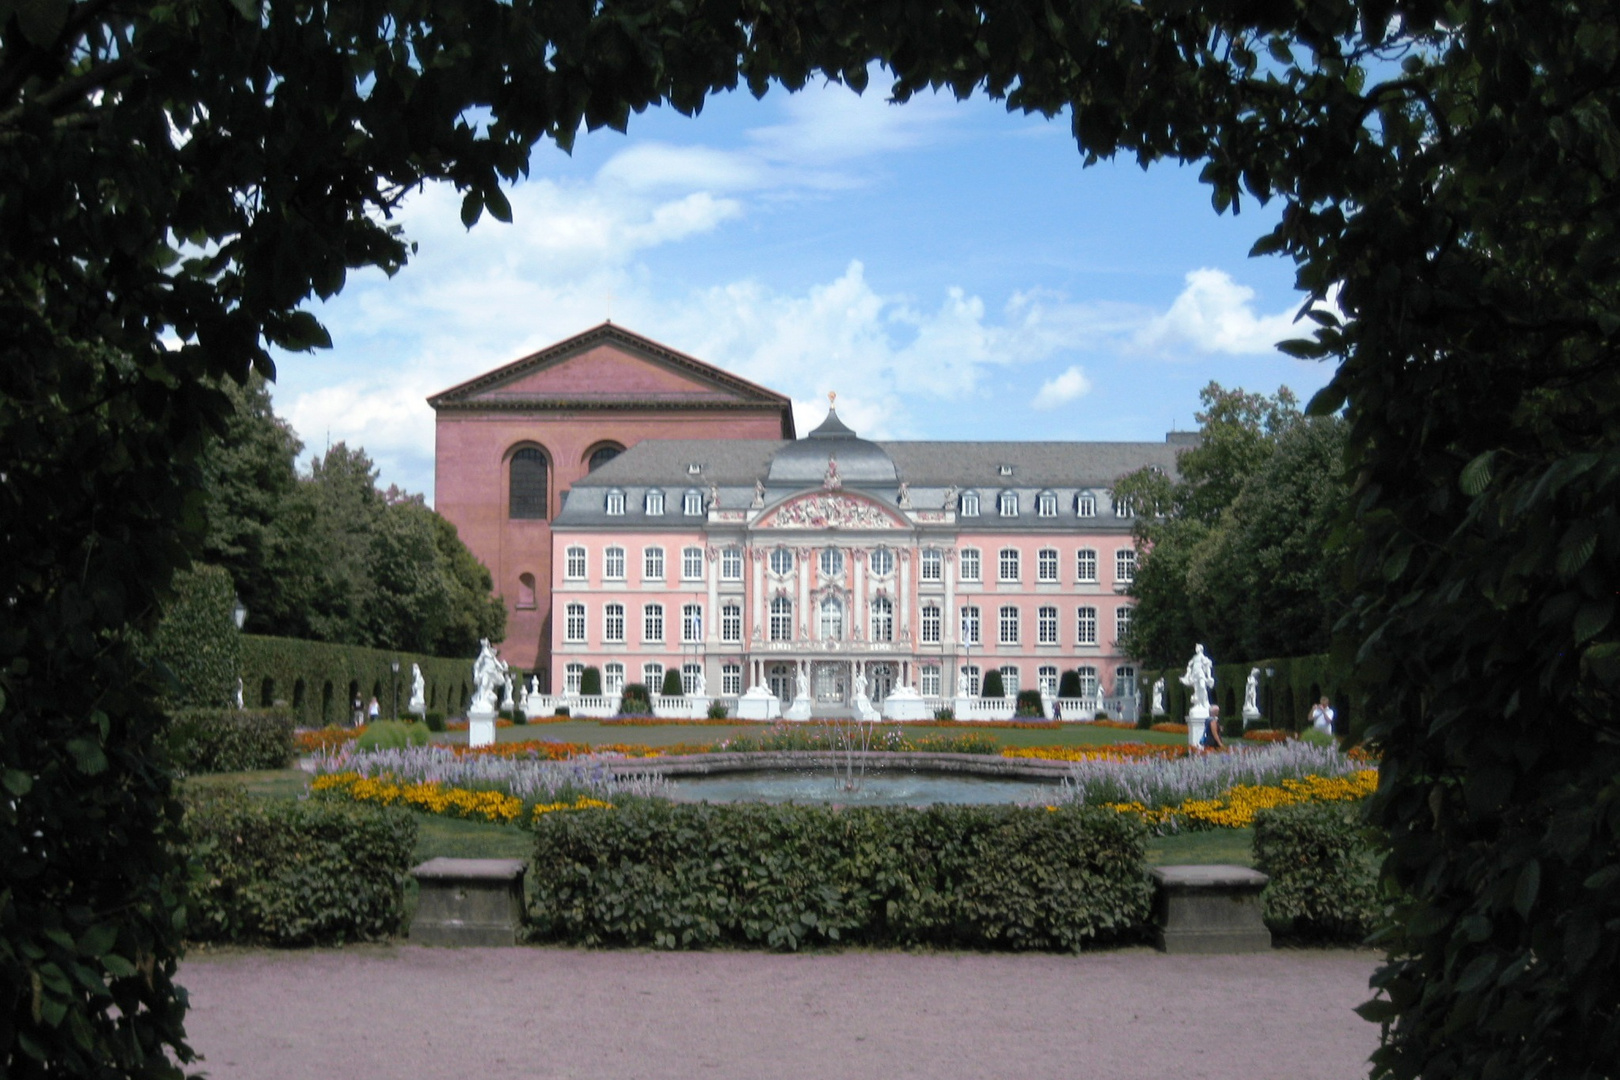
[432,323,1188,717]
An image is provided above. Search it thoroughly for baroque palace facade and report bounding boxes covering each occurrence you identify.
[433,323,1187,715]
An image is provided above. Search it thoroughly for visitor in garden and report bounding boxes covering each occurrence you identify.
[1309,697,1335,734]
[368,696,380,723]
[1052,700,1062,722]
[350,692,363,727]
[1202,706,1224,751]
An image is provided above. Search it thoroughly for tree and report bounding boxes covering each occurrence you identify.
[142,563,241,709]
[6,1,1619,1075]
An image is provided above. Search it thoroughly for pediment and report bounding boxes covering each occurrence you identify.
[428,323,791,412]
[755,492,907,531]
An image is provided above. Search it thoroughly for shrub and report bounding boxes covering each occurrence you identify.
[511,707,528,726]
[660,669,684,697]
[706,700,729,719]
[1094,711,1109,721]
[528,802,1152,951]
[619,683,652,715]
[1253,802,1383,943]
[167,707,294,773]
[143,562,241,708]
[498,708,514,721]
[239,633,474,727]
[1058,670,1082,698]
[184,786,417,945]
[356,720,431,751]
[580,666,603,696]
[553,706,571,718]
[1014,689,1044,717]
[934,707,955,721]
[423,710,446,733]
[981,670,1005,699]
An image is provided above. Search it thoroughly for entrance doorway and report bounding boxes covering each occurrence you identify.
[767,663,795,704]
[813,661,847,705]
[866,662,896,704]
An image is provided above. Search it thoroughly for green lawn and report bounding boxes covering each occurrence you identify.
[425,719,1187,750]
[1147,827,1257,868]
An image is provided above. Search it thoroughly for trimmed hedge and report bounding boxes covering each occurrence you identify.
[619,683,652,715]
[356,720,431,751]
[239,633,474,727]
[183,787,417,945]
[145,562,241,708]
[167,707,294,774]
[1014,689,1044,717]
[528,802,1151,951]
[1254,801,1384,943]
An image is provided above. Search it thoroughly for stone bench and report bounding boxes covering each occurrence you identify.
[1149,865,1272,954]
[410,858,527,946]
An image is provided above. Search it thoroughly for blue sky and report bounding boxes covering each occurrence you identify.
[269,75,1338,505]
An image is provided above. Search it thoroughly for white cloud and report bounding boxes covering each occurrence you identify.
[1135,268,1302,355]
[1031,365,1094,410]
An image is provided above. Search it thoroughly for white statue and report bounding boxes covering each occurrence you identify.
[957,666,971,698]
[234,677,244,710]
[1179,644,1215,715]
[692,669,707,697]
[500,672,516,711]
[408,663,426,714]
[1151,678,1166,716]
[752,479,766,508]
[852,668,867,702]
[795,664,809,700]
[1243,668,1262,722]
[470,638,508,714]
[896,482,911,508]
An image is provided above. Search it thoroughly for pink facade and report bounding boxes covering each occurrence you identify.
[429,324,793,684]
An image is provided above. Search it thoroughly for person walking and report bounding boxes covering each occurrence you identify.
[351,692,364,727]
[367,696,380,724]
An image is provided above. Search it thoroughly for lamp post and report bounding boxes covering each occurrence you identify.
[390,660,400,721]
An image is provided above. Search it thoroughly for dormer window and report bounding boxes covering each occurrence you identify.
[687,463,701,475]
[683,490,704,516]
[998,491,1018,517]
[1077,493,1096,518]
[960,491,980,517]
[1112,493,1135,517]
[645,489,665,516]
[1037,491,1057,518]
[605,490,626,516]
[998,464,1014,476]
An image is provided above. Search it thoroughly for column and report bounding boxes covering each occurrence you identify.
[706,547,719,645]
[751,548,763,637]
[798,547,810,641]
[853,549,865,639]
[943,549,956,645]
[899,549,911,639]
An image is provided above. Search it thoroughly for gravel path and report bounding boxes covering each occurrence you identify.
[179,945,1381,1080]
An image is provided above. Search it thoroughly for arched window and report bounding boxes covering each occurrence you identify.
[819,596,844,641]
[517,572,537,609]
[587,444,623,471]
[870,596,894,642]
[770,596,793,641]
[509,447,548,519]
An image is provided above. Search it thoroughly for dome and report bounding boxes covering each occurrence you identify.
[766,408,898,485]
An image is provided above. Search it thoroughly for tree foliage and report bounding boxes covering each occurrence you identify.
[5,0,1619,1075]
[142,562,241,709]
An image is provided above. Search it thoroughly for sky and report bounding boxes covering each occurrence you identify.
[268,73,1339,506]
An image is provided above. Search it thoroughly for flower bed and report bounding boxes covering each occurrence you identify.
[1103,770,1377,831]
[1149,722,1189,734]
[313,771,611,826]
[1242,730,1294,743]
[1002,743,1185,762]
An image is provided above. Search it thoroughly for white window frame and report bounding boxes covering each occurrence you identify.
[959,491,980,516]
[603,603,625,643]
[1076,549,1098,583]
[643,603,664,643]
[1115,605,1134,643]
[603,546,626,580]
[1077,493,1096,518]
[604,662,625,694]
[721,663,742,696]
[683,490,703,516]
[1037,492,1057,518]
[869,548,894,577]
[920,665,941,698]
[564,602,586,643]
[606,490,626,516]
[1115,666,1137,698]
[682,603,704,643]
[721,603,742,643]
[1077,606,1098,646]
[870,595,894,643]
[1116,548,1137,584]
[643,662,664,689]
[645,489,665,516]
[564,662,584,695]
[769,596,793,642]
[999,605,1019,645]
[643,546,664,581]
[819,548,845,578]
[920,603,941,644]
[721,547,743,580]
[1112,492,1134,517]
[960,605,981,645]
[1038,606,1058,645]
[998,548,1020,583]
[819,596,844,641]
[564,545,587,581]
[682,546,705,581]
[1077,667,1099,699]
[998,491,1018,517]
[998,666,1020,695]
[769,547,794,577]
[681,663,702,695]
[961,665,981,696]
[1037,548,1058,583]
[920,549,942,582]
[1038,665,1059,696]
[959,548,981,582]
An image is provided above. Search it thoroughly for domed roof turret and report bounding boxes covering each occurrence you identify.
[766,405,897,485]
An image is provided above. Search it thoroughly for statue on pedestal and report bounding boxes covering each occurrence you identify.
[408,663,426,715]
[1243,668,1262,723]
[470,638,507,714]
[1179,645,1215,715]
[1151,677,1167,717]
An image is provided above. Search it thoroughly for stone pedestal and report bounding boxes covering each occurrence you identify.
[736,686,782,720]
[784,694,813,721]
[1149,865,1272,954]
[687,695,711,719]
[881,687,930,721]
[1186,707,1209,749]
[1242,707,1261,728]
[852,694,880,722]
[410,858,527,946]
[467,708,497,748]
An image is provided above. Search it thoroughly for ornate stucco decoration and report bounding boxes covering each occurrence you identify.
[758,493,904,530]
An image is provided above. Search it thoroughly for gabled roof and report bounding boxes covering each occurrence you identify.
[426,322,796,436]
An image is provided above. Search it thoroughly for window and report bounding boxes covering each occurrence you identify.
[1115,606,1134,643]
[1037,492,1057,518]
[509,447,548,519]
[770,596,793,641]
[564,602,586,643]
[819,548,845,578]
[1112,492,1134,517]
[606,490,626,516]
[1077,493,1096,518]
[603,603,625,643]
[961,665,981,696]
[1037,548,1058,583]
[1038,606,1058,644]
[721,603,742,643]
[721,547,743,580]
[1038,665,1059,695]
[643,662,664,689]
[682,604,704,643]
[998,490,1018,517]
[682,546,705,581]
[959,491,980,516]
[604,547,625,580]
[722,663,742,696]
[920,604,942,644]
[769,547,794,576]
[588,445,622,471]
[1115,548,1137,584]
[1115,666,1137,698]
[643,547,664,580]
[683,490,704,516]
[1077,666,1099,699]
[870,596,894,643]
[819,596,844,641]
[1076,549,1098,583]
[565,546,586,580]
[604,663,625,694]
[645,489,665,516]
[999,666,1020,695]
[920,549,942,581]
[869,548,894,577]
[960,605,981,645]
[1077,606,1098,646]
[920,665,941,698]
[960,549,981,582]
[998,548,1020,582]
[999,605,1020,644]
[564,662,584,694]
[517,572,537,609]
[643,604,664,643]
[681,663,702,695]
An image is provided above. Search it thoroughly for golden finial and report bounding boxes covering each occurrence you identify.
[828,391,837,408]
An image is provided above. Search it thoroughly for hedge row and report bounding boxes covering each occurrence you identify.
[167,708,295,774]
[528,802,1152,951]
[239,633,477,726]
[1255,801,1384,943]
[183,787,417,946]
[1137,652,1355,736]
